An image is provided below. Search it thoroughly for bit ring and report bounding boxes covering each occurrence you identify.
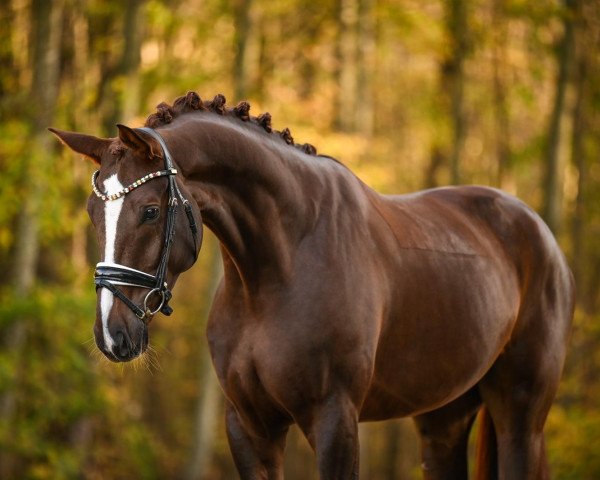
[141,288,166,318]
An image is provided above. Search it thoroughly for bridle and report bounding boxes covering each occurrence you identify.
[93,127,199,321]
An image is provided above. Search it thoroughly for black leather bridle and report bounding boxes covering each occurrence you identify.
[93,127,199,321]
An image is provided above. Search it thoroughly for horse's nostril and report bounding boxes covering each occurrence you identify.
[113,330,131,359]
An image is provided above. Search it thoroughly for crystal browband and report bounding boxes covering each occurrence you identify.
[91,168,178,201]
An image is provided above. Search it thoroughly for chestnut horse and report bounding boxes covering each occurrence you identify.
[50,92,574,479]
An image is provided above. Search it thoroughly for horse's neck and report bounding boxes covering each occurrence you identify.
[172,117,325,291]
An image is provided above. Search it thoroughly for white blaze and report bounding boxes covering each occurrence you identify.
[101,174,125,352]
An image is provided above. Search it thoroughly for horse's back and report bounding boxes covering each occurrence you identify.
[384,186,544,256]
[384,185,572,297]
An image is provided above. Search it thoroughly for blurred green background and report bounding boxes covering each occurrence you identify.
[1,0,599,478]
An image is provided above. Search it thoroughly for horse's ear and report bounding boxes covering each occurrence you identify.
[48,128,111,165]
[116,124,161,159]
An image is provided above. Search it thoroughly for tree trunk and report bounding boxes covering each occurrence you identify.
[428,0,469,187]
[491,0,512,190]
[184,249,224,480]
[383,421,401,480]
[358,423,370,478]
[0,0,63,477]
[13,0,63,293]
[335,0,359,132]
[570,60,585,301]
[184,354,222,480]
[570,0,594,310]
[444,0,468,185]
[233,0,254,100]
[120,0,144,122]
[298,3,321,101]
[97,2,143,133]
[70,4,94,288]
[541,0,576,234]
[355,0,376,137]
[5,0,29,92]
[0,0,14,99]
[423,146,445,189]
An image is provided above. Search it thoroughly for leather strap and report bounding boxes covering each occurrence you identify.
[95,278,147,319]
[95,262,157,289]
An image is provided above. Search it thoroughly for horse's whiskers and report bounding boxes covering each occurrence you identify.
[142,345,162,373]
[87,347,113,369]
[88,345,103,359]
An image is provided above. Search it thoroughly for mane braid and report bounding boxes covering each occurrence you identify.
[143,91,322,157]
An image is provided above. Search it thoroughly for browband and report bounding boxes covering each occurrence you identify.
[92,168,177,201]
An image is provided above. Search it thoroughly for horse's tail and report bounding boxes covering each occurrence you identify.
[475,407,498,480]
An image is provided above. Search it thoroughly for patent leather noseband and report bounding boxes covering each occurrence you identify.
[93,127,199,321]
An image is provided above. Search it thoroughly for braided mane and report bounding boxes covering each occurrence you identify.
[144,92,318,156]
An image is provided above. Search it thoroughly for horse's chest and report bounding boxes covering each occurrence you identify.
[207,315,270,398]
[207,316,249,385]
[208,321,296,434]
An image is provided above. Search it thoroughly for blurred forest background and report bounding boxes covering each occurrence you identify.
[0,0,599,478]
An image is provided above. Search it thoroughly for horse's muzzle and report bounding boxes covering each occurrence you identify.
[95,320,148,362]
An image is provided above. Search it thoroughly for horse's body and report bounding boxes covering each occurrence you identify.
[51,93,574,480]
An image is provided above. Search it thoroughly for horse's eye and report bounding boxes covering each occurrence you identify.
[142,206,160,222]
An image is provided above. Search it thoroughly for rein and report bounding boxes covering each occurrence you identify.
[93,127,199,321]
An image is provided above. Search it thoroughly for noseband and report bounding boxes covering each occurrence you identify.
[93,127,199,321]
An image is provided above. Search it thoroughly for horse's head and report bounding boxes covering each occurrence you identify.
[50,125,201,362]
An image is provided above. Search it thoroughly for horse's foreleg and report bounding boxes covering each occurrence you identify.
[225,402,288,480]
[413,388,482,480]
[299,394,360,480]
